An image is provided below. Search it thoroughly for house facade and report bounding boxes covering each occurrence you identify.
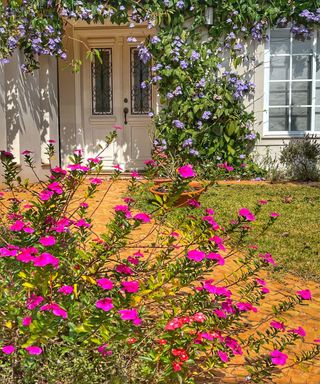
[0,21,319,180]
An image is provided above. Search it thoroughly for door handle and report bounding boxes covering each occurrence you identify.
[123,107,129,125]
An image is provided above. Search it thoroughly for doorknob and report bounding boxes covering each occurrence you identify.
[123,107,129,125]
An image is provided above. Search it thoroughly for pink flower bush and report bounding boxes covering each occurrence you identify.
[177,164,195,178]
[0,145,316,383]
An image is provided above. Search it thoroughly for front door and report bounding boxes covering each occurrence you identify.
[82,34,154,170]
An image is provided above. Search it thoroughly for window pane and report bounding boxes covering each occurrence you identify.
[291,81,312,105]
[269,108,289,131]
[92,49,112,115]
[270,29,290,54]
[315,108,320,131]
[269,82,289,106]
[291,107,311,131]
[292,56,312,79]
[270,56,290,80]
[292,37,312,54]
[131,48,152,114]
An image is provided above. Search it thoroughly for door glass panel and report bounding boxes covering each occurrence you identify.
[269,107,289,131]
[270,29,290,54]
[292,56,312,79]
[270,56,290,80]
[291,107,311,131]
[269,82,289,106]
[292,38,312,54]
[291,81,312,105]
[92,48,113,115]
[130,48,152,114]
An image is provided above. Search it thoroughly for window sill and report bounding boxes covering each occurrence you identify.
[262,132,320,139]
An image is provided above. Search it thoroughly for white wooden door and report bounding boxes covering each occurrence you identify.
[82,36,153,170]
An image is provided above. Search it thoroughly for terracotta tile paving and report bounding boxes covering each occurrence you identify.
[1,179,320,383]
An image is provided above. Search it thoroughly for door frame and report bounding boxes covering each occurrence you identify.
[72,22,157,168]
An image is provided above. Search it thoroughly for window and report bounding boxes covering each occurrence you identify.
[130,48,152,115]
[265,28,320,134]
[91,48,113,115]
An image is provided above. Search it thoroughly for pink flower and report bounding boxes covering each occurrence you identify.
[270,212,280,218]
[26,294,44,310]
[165,318,183,330]
[97,278,114,290]
[209,235,226,251]
[296,289,312,300]
[204,281,231,298]
[115,264,133,275]
[39,190,54,201]
[134,212,151,223]
[98,344,113,356]
[144,159,157,167]
[90,177,103,185]
[87,157,101,164]
[40,303,68,319]
[192,312,206,323]
[10,220,25,231]
[80,202,89,208]
[187,199,201,207]
[270,321,286,331]
[25,346,43,355]
[0,246,19,258]
[236,302,257,312]
[130,171,140,178]
[206,252,225,265]
[96,298,114,312]
[112,125,123,130]
[113,164,123,171]
[238,208,256,222]
[270,350,288,365]
[288,326,306,337]
[48,139,56,143]
[225,337,243,355]
[68,164,90,172]
[259,253,276,266]
[22,317,32,327]
[22,150,32,155]
[75,219,91,228]
[39,236,56,247]
[122,281,139,293]
[187,249,206,262]
[48,182,63,194]
[256,278,267,286]
[33,252,59,269]
[2,345,15,354]
[58,285,74,295]
[217,350,229,362]
[118,309,141,325]
[258,199,268,205]
[178,164,195,178]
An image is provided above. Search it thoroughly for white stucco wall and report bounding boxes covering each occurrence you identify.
[0,51,59,183]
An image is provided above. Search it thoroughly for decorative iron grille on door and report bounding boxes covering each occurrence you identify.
[91,48,113,115]
[130,48,152,114]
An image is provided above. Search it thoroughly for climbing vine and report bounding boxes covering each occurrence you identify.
[0,0,319,166]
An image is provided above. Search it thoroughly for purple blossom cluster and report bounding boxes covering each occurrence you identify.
[223,72,255,100]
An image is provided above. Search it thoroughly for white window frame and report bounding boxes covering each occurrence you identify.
[263,27,320,137]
